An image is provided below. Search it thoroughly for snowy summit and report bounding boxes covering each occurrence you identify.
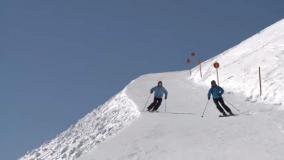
[21,19,284,160]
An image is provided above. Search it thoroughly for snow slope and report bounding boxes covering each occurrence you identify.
[21,19,284,160]
[190,19,284,106]
[20,90,140,160]
[79,71,284,160]
[78,19,284,160]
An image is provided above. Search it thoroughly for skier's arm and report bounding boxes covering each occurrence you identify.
[163,88,168,99]
[219,87,224,95]
[208,89,212,100]
[150,87,155,94]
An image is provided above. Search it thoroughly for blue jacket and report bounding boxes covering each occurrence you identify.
[151,86,168,99]
[208,86,224,99]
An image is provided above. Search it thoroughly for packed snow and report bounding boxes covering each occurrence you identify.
[20,19,284,160]
[20,91,140,160]
[78,71,284,160]
[190,19,284,106]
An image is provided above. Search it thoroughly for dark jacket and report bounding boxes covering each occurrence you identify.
[151,86,168,99]
[208,86,224,99]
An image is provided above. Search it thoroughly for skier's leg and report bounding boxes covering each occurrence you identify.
[147,98,158,111]
[213,98,226,115]
[219,98,233,114]
[152,98,162,111]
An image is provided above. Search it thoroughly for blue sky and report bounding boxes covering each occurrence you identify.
[0,0,283,159]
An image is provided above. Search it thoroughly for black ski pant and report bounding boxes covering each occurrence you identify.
[213,97,232,114]
[147,97,162,111]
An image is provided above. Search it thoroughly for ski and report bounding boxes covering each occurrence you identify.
[219,114,238,118]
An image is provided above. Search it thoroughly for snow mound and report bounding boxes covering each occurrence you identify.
[190,19,284,106]
[20,90,140,160]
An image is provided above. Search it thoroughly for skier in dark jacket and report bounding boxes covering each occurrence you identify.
[147,81,168,112]
[208,80,234,116]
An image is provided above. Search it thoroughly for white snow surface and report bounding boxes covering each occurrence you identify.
[190,19,284,106]
[79,71,284,160]
[20,90,140,160]
[21,19,284,160]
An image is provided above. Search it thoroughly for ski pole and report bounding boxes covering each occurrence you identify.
[143,94,152,111]
[164,99,167,112]
[201,100,210,118]
[224,98,241,113]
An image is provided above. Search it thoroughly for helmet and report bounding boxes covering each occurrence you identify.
[211,80,217,85]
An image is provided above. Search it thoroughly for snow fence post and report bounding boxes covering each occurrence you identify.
[191,52,197,77]
[213,62,220,85]
[259,66,262,96]
[187,52,196,77]
[199,60,202,78]
[186,58,191,76]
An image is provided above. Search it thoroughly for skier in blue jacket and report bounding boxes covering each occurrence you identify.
[208,80,234,116]
[147,81,168,112]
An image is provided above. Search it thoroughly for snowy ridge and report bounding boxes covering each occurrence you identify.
[190,19,284,106]
[20,89,140,160]
[20,19,284,160]
[78,70,284,160]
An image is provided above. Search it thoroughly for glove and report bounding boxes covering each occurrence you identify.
[165,96,167,100]
[208,97,210,100]
[150,91,153,94]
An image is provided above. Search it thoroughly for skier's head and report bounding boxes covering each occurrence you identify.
[158,81,163,87]
[211,80,217,87]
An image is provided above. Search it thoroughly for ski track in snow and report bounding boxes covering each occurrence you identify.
[20,18,284,160]
[190,19,284,106]
[79,71,284,160]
